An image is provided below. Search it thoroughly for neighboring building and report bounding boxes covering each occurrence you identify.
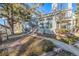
[0,24,11,41]
[66,3,76,31]
[52,3,76,32]
[14,22,23,34]
[37,17,54,34]
[51,3,58,34]
[75,3,79,28]
[37,3,76,35]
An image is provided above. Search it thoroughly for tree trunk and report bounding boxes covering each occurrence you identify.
[11,26,14,35]
[11,21,14,35]
[8,18,14,35]
[9,6,15,35]
[0,33,2,45]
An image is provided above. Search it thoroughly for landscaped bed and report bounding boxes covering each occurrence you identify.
[0,36,75,56]
[55,28,79,44]
[0,36,54,56]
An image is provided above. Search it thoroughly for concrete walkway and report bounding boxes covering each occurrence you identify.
[0,31,79,56]
[0,28,37,50]
[32,34,79,56]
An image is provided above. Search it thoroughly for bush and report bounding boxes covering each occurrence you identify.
[62,35,79,44]
[57,28,69,34]
[43,40,55,52]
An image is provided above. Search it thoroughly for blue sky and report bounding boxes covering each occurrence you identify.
[0,3,77,25]
[72,3,77,12]
[37,3,52,14]
[0,19,5,25]
[39,3,77,13]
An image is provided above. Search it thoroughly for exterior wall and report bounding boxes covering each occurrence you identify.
[0,26,11,35]
[14,22,23,34]
[0,25,11,41]
[37,18,54,34]
[51,3,57,33]
[37,3,75,34]
[67,3,76,31]
[52,3,76,31]
[67,3,73,30]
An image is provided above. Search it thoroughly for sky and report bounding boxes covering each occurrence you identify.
[37,3,77,14]
[0,3,77,25]
[37,3,52,14]
[0,19,5,25]
[72,3,77,12]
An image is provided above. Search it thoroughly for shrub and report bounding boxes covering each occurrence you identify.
[43,40,55,52]
[62,35,79,44]
[57,28,69,34]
